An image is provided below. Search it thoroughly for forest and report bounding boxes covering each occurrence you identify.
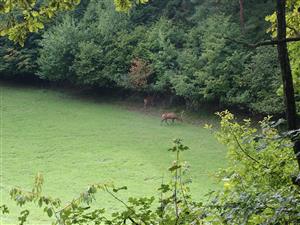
[1,0,299,114]
[0,0,300,224]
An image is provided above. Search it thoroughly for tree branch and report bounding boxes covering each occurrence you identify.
[286,25,300,36]
[105,187,147,225]
[224,36,300,48]
[228,127,271,171]
[232,132,263,165]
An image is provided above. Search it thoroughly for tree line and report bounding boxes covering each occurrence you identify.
[2,0,298,115]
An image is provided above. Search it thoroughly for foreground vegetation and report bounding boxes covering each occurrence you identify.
[0,83,225,224]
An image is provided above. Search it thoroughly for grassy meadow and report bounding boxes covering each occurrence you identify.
[0,82,226,224]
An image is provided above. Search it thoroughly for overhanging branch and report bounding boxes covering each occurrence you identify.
[224,36,300,48]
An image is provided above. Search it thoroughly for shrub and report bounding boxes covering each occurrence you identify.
[203,111,300,224]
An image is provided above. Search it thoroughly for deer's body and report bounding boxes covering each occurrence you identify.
[144,96,154,109]
[161,112,183,124]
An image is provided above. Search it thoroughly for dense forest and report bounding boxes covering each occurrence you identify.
[1,0,300,224]
[2,0,299,115]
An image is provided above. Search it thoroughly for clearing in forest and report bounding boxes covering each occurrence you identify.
[0,82,226,224]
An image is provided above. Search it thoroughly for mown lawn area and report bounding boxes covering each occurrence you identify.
[0,82,226,224]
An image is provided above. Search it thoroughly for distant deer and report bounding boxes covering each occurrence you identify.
[144,96,154,109]
[161,111,184,125]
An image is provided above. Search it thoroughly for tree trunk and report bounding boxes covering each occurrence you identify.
[276,0,300,169]
[239,0,245,32]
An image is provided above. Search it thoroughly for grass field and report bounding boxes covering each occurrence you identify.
[0,82,226,224]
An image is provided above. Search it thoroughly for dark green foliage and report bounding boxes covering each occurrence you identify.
[37,16,80,82]
[238,47,283,114]
[33,0,283,114]
[72,41,108,85]
[0,0,287,114]
[135,18,181,93]
[37,0,129,86]
[0,38,37,79]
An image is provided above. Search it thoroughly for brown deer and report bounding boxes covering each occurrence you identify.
[144,96,154,109]
[161,111,184,125]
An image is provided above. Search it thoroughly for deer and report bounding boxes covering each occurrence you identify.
[161,111,184,125]
[144,96,154,109]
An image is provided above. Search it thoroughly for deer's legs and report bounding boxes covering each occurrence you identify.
[161,118,171,125]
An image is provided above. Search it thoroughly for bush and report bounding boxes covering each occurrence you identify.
[203,111,300,224]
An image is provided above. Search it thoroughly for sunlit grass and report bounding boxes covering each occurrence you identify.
[0,82,226,224]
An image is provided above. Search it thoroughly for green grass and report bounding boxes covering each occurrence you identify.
[0,82,226,224]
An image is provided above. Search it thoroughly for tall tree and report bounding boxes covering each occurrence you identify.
[276,0,300,168]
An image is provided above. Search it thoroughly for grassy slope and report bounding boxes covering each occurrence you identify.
[0,82,226,224]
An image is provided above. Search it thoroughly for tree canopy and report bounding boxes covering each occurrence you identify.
[1,0,291,114]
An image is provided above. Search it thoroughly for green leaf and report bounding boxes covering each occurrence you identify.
[46,208,53,217]
[31,11,39,17]
[168,164,181,172]
[113,186,127,193]
[36,22,44,30]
